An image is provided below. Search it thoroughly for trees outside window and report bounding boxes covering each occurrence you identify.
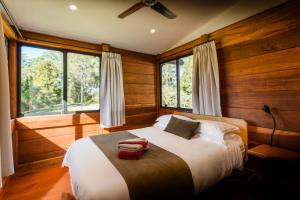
[67,52,100,112]
[160,55,193,109]
[179,56,193,109]
[161,60,177,107]
[19,45,100,116]
[20,46,63,115]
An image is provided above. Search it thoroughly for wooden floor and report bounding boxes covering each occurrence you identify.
[2,165,74,200]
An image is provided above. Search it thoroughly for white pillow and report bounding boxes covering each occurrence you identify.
[155,114,172,123]
[199,120,239,133]
[153,121,167,130]
[194,120,240,144]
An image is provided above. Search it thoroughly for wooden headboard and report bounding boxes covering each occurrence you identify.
[174,111,248,160]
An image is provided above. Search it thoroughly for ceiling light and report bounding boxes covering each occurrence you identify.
[69,4,77,11]
[150,29,156,34]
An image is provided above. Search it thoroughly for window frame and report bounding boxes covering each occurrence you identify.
[159,55,193,111]
[17,43,101,117]
[4,36,9,60]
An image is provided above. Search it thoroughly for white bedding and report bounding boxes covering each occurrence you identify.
[63,126,244,200]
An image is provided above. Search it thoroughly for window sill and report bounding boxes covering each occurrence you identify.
[18,110,100,118]
[160,107,192,112]
[16,112,100,130]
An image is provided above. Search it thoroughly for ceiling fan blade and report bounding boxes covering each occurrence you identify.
[118,1,145,18]
[151,2,176,19]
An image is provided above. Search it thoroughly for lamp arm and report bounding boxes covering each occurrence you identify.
[270,113,276,146]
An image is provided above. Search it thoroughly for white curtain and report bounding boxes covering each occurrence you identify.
[0,17,14,187]
[100,52,125,128]
[192,41,222,116]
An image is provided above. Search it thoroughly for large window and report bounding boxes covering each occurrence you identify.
[19,45,100,116]
[160,55,193,109]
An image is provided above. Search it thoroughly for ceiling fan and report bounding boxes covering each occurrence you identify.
[118,0,176,19]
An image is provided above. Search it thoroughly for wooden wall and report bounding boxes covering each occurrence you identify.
[215,0,300,149]
[158,1,300,151]
[12,33,157,165]
[214,1,300,131]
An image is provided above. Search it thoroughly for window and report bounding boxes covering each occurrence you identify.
[67,52,100,112]
[160,55,193,109]
[19,45,100,116]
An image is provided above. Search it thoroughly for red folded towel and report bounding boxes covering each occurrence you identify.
[118,150,144,160]
[118,144,144,152]
[119,141,149,150]
[118,154,140,160]
[117,138,149,160]
[118,150,143,156]
[118,140,149,149]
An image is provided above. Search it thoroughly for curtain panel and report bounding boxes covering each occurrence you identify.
[100,52,125,128]
[192,41,222,116]
[0,16,14,187]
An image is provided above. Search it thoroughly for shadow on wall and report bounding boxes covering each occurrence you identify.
[16,112,101,164]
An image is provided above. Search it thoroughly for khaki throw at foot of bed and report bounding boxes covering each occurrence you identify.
[90,131,194,200]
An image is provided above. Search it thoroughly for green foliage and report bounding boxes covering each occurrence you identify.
[31,60,62,107]
[67,53,100,110]
[161,62,177,107]
[161,56,193,109]
[180,56,193,108]
[21,48,100,116]
[21,50,63,115]
[20,71,31,112]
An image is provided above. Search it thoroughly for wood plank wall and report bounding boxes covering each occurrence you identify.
[158,1,300,151]
[13,34,157,164]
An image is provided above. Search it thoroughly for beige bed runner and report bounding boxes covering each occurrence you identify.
[90,131,194,200]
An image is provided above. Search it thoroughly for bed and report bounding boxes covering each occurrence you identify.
[63,112,248,200]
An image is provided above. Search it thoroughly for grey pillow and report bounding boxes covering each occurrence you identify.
[164,116,200,139]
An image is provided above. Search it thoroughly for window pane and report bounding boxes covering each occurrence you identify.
[67,52,100,112]
[20,46,63,116]
[161,60,177,107]
[179,55,193,109]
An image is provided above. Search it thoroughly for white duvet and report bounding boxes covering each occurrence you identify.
[63,126,243,200]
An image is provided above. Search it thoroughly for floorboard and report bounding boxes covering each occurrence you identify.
[2,165,74,200]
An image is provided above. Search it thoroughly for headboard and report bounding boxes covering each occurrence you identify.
[174,111,248,160]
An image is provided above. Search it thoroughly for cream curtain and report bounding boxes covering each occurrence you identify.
[192,41,222,116]
[0,17,14,187]
[100,52,125,128]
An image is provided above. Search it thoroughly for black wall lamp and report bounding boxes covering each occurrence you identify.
[262,105,276,146]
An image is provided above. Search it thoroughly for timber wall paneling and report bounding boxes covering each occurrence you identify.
[157,1,300,151]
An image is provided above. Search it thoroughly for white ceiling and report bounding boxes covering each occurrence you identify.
[3,0,288,55]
